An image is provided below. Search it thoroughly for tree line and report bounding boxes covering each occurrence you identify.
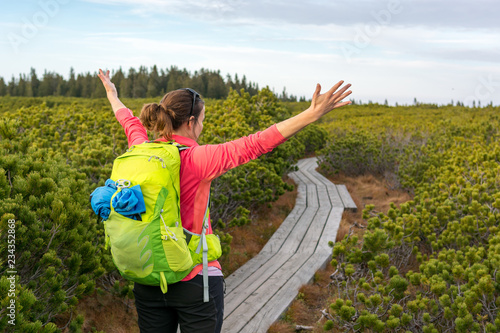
[0,66,301,101]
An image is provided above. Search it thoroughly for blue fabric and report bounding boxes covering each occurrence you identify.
[113,184,146,218]
[90,179,146,220]
[90,179,116,220]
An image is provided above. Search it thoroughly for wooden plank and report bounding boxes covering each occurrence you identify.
[225,207,318,315]
[263,182,307,248]
[293,182,307,208]
[296,205,331,254]
[278,205,318,254]
[294,168,320,209]
[298,170,330,208]
[223,254,311,333]
[259,202,306,254]
[315,206,344,255]
[246,253,330,332]
[227,210,331,331]
[336,184,358,211]
[234,252,328,333]
[224,208,321,324]
[306,183,319,208]
[224,250,275,294]
[226,183,309,293]
[298,158,344,209]
[225,183,308,294]
[246,253,329,333]
[287,173,307,210]
[298,157,317,171]
[325,182,345,208]
[224,251,295,317]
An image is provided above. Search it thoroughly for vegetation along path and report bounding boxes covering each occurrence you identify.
[222,157,357,333]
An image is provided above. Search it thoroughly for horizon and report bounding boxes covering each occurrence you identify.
[1,0,499,107]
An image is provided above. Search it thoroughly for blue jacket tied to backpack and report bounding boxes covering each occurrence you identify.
[90,179,146,220]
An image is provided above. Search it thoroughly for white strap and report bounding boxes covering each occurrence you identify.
[202,231,209,302]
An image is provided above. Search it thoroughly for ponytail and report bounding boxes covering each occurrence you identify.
[140,103,174,140]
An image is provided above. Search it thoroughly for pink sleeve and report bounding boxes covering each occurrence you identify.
[115,108,149,148]
[187,124,287,181]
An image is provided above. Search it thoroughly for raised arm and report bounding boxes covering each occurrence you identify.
[98,69,148,146]
[98,69,127,114]
[276,81,351,138]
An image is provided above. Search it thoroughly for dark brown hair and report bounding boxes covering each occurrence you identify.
[140,89,204,140]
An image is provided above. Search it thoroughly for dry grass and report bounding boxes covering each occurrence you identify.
[56,290,139,333]
[268,321,297,333]
[335,173,412,242]
[219,176,297,276]
[268,265,337,332]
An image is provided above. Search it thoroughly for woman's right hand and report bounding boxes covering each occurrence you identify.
[275,81,352,139]
[308,81,352,121]
[98,69,118,98]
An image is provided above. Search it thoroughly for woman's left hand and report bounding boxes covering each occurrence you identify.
[98,69,118,98]
[97,68,126,114]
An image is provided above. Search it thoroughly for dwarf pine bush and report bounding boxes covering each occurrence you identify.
[318,104,500,332]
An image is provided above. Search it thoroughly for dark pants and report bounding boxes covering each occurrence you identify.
[133,275,224,333]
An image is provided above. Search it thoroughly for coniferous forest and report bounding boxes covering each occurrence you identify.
[0,66,301,102]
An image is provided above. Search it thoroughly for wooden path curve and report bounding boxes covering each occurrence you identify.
[222,157,357,333]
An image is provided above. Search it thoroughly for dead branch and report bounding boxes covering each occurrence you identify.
[320,308,334,321]
[296,325,314,331]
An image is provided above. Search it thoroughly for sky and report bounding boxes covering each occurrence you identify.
[0,0,499,106]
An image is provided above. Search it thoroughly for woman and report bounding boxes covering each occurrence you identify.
[98,69,351,333]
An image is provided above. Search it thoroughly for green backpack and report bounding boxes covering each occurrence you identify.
[103,141,222,299]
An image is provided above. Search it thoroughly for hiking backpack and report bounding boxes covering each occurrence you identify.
[101,141,222,300]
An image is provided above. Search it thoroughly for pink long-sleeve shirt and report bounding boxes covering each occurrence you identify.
[115,108,287,279]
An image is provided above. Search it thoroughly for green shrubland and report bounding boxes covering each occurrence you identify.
[2,91,499,332]
[318,103,500,332]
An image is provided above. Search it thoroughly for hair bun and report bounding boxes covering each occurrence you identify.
[157,103,165,113]
[161,104,176,119]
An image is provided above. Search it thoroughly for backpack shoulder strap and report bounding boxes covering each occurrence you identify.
[148,139,191,151]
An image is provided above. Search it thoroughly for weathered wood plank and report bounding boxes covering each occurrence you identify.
[225,185,308,293]
[223,254,311,332]
[315,206,344,255]
[296,205,331,254]
[225,205,316,301]
[297,170,330,208]
[278,205,318,254]
[236,253,328,333]
[298,157,317,171]
[299,158,344,208]
[336,184,358,212]
[325,182,345,208]
[224,250,275,294]
[224,251,295,317]
[306,183,319,208]
[259,203,307,254]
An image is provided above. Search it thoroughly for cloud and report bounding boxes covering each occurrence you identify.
[82,0,500,29]
[430,49,500,63]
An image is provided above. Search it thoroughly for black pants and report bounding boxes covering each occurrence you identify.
[133,275,224,333]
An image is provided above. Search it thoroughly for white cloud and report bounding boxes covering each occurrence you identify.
[82,0,500,29]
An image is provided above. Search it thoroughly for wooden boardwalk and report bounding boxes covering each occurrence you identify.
[222,157,357,333]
